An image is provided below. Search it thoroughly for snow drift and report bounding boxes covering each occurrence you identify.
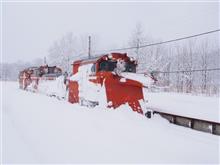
[2,81,220,164]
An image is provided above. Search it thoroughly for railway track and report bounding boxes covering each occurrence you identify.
[146,107,220,136]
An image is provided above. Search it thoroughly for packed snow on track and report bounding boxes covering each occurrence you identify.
[2,81,220,164]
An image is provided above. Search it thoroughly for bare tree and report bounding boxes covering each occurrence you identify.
[128,23,146,59]
[128,23,150,72]
[48,33,99,73]
[128,23,167,73]
[182,39,196,93]
[48,32,77,73]
[199,41,209,93]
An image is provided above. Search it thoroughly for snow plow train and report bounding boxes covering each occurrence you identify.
[18,52,220,135]
[19,53,156,115]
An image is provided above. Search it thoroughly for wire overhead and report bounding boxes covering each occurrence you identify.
[151,68,220,74]
[95,29,220,53]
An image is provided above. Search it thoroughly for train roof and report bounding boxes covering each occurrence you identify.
[73,52,133,66]
[20,65,62,73]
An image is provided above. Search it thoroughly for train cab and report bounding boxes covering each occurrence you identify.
[68,52,155,114]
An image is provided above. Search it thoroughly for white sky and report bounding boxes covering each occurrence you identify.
[2,1,219,63]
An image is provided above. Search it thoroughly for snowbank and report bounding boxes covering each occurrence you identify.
[2,81,220,164]
[144,91,220,123]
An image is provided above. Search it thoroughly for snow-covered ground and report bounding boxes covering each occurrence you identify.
[144,91,220,122]
[1,81,220,164]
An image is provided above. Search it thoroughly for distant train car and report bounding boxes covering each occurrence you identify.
[68,52,156,114]
[19,65,67,99]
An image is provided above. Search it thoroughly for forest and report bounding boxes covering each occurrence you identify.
[1,24,219,96]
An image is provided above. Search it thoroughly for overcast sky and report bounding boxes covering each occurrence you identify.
[2,1,219,63]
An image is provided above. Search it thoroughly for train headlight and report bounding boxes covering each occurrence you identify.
[108,54,113,59]
[130,57,134,61]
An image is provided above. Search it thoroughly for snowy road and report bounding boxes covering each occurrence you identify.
[1,81,220,163]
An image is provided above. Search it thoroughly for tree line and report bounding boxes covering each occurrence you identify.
[127,24,220,96]
[1,24,219,96]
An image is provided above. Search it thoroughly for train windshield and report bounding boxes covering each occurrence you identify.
[125,62,136,73]
[99,61,117,72]
[99,60,136,73]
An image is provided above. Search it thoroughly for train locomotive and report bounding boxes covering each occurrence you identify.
[19,52,156,114]
[19,65,67,99]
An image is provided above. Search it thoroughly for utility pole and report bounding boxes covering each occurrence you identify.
[44,57,47,65]
[88,36,91,59]
[136,38,140,62]
[136,38,140,72]
[67,56,70,73]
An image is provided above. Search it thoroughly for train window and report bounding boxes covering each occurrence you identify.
[99,60,136,73]
[54,68,62,74]
[91,64,96,73]
[99,61,117,72]
[43,67,49,74]
[33,69,40,76]
[48,67,55,74]
[125,63,136,73]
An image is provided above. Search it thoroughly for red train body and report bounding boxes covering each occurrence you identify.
[18,65,66,98]
[19,53,155,114]
[68,52,155,114]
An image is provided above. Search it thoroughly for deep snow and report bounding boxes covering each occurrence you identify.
[1,81,220,164]
[144,91,220,122]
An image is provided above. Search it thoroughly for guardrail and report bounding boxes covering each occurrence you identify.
[146,108,220,136]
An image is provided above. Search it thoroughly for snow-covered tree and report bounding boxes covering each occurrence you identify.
[127,26,219,96]
[128,23,167,73]
[48,32,78,73]
[48,33,99,73]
